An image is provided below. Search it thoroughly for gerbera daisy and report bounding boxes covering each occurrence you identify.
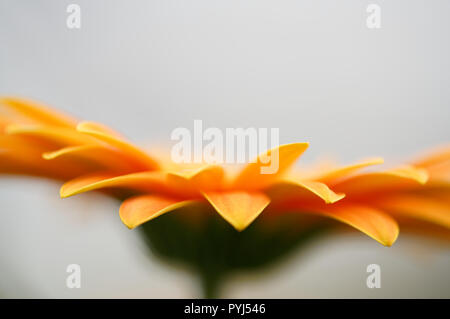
[1,97,449,297]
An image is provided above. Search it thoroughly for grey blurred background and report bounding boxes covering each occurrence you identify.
[0,0,449,298]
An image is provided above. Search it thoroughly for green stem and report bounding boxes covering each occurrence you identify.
[200,274,221,299]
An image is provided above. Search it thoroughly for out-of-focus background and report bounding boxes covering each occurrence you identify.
[0,0,449,298]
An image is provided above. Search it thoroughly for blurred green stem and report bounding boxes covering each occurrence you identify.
[138,207,331,298]
[200,274,221,299]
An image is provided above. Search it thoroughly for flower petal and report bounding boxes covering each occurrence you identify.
[313,204,399,246]
[74,121,123,138]
[425,161,450,185]
[268,178,345,204]
[77,121,159,170]
[167,165,225,193]
[333,165,428,196]
[0,150,84,178]
[60,171,166,198]
[232,143,309,190]
[312,157,384,183]
[0,139,93,178]
[375,195,450,229]
[412,145,450,169]
[0,97,77,127]
[120,195,194,229]
[5,124,94,145]
[203,191,270,231]
[43,145,137,171]
[0,117,14,132]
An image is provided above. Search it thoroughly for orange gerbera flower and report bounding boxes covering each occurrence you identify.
[1,97,449,249]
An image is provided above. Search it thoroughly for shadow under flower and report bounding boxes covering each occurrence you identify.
[138,202,332,298]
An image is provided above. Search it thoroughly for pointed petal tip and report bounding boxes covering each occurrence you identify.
[119,195,194,229]
[119,210,138,229]
[232,142,310,190]
[398,165,429,185]
[276,178,346,204]
[381,226,399,247]
[417,169,429,185]
[203,191,270,231]
[42,151,56,160]
[76,121,122,138]
[59,186,73,198]
[314,204,400,247]
[365,217,399,247]
[326,192,346,204]
[76,121,91,132]
[76,121,108,136]
[60,179,89,198]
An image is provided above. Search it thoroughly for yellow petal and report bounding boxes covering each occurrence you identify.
[60,171,166,198]
[313,204,399,246]
[43,145,137,171]
[77,121,159,170]
[203,191,270,231]
[43,145,96,160]
[0,117,14,132]
[425,161,450,185]
[0,141,93,178]
[232,143,309,190]
[0,97,77,127]
[334,165,428,196]
[167,165,225,193]
[6,124,94,145]
[120,195,194,229]
[268,178,345,204]
[312,157,384,183]
[412,146,450,169]
[74,121,123,138]
[375,195,450,229]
